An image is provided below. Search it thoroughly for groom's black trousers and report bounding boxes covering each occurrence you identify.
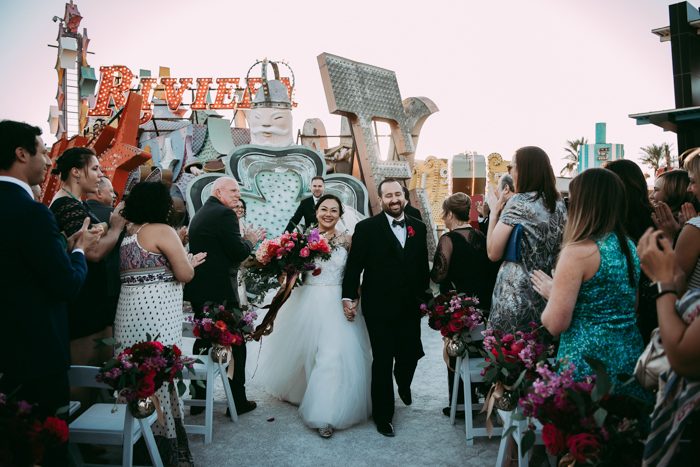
[364,314,423,424]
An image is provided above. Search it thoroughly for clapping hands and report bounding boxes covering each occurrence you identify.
[187,252,207,268]
[530,269,553,300]
[652,202,681,240]
[67,217,102,251]
[244,227,266,245]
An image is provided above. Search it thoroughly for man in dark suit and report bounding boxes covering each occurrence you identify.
[285,175,324,232]
[0,120,95,465]
[85,175,116,223]
[402,186,423,221]
[185,176,264,415]
[342,178,430,437]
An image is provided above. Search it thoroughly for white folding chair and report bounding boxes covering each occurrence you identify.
[495,410,555,467]
[182,322,238,444]
[449,325,503,445]
[67,365,163,467]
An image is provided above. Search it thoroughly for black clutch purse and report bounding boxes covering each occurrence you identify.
[503,224,523,262]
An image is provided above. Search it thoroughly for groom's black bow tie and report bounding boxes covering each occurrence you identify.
[392,219,405,228]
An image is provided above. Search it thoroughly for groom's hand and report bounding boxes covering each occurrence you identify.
[342,299,358,321]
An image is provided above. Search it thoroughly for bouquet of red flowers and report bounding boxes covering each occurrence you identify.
[97,336,195,402]
[480,323,553,418]
[248,228,332,339]
[519,359,650,466]
[253,228,332,280]
[0,393,69,465]
[190,303,258,348]
[421,291,484,338]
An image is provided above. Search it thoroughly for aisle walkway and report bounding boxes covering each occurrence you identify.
[186,320,500,466]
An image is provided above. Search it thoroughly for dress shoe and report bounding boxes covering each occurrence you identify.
[376,421,395,437]
[398,387,412,406]
[442,406,465,419]
[318,424,334,438]
[226,400,257,417]
[189,406,205,416]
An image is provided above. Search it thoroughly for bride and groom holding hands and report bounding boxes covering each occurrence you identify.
[256,178,430,438]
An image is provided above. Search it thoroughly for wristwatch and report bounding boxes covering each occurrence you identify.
[656,281,677,298]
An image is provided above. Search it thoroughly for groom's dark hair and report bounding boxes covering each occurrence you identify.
[377,178,401,196]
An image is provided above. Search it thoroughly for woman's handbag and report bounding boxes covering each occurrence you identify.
[503,224,523,262]
[634,328,670,390]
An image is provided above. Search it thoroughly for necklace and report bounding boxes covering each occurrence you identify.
[61,186,81,201]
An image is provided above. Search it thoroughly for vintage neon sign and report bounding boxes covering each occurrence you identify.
[87,65,295,123]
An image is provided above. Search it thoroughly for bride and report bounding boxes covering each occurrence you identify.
[253,194,372,438]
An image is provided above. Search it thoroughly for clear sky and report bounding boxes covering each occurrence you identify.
[0,0,683,176]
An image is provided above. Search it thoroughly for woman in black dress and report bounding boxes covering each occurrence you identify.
[49,148,126,367]
[430,192,498,416]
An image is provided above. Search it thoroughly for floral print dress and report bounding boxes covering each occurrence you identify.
[488,192,567,333]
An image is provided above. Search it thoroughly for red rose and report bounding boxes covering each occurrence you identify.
[541,423,565,456]
[407,226,415,238]
[566,433,601,463]
[137,371,156,398]
[42,417,69,444]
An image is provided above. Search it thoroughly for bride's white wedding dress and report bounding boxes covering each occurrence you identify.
[253,245,372,429]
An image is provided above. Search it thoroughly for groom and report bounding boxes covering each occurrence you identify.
[342,178,430,437]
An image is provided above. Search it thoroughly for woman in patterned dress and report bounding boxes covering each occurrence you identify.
[486,146,567,333]
[533,169,649,401]
[116,182,206,466]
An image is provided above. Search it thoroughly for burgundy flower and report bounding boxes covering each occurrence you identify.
[566,433,601,463]
[541,423,565,455]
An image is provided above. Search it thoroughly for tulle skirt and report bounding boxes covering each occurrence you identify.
[252,283,372,429]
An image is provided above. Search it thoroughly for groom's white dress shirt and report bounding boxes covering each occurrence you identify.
[385,212,407,248]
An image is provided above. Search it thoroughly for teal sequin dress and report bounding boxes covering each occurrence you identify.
[557,233,649,400]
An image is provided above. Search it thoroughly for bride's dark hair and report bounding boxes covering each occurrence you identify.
[315,194,344,216]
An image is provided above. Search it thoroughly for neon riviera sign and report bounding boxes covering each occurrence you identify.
[87,65,295,123]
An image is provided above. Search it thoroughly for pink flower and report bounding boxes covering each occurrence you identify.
[300,247,310,258]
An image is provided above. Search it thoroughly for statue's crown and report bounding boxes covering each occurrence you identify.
[246,59,295,110]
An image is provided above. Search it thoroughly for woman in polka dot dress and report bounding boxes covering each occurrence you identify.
[115,182,206,466]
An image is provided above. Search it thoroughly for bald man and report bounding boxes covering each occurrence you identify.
[185,176,263,415]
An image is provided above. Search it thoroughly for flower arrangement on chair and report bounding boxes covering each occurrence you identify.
[245,228,332,340]
[0,393,69,465]
[420,291,484,357]
[190,303,258,369]
[518,358,650,466]
[479,323,554,433]
[96,335,195,417]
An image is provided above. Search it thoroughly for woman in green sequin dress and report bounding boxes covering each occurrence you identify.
[532,169,649,400]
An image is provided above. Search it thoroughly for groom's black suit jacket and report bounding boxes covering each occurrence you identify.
[342,213,430,355]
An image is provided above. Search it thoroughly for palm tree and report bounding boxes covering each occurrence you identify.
[560,137,587,177]
[639,144,668,173]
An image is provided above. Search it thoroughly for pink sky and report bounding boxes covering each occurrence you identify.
[0,0,681,176]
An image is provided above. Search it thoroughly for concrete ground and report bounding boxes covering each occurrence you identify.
[184,319,501,467]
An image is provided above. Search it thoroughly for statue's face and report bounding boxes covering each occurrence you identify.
[246,107,294,147]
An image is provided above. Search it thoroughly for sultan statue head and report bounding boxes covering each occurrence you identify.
[245,60,295,147]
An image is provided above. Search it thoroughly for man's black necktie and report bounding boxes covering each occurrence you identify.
[392,219,405,228]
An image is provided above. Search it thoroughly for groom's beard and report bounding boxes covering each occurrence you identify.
[381,200,405,218]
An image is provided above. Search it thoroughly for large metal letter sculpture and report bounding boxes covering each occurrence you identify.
[317,53,439,251]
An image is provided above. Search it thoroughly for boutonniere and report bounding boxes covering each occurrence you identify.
[407,226,415,238]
